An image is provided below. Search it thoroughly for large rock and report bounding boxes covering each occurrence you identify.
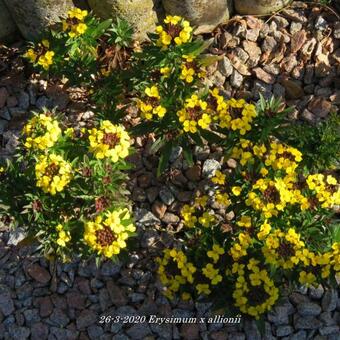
[4,0,74,41]
[0,0,18,42]
[162,0,232,33]
[88,0,157,41]
[234,0,291,15]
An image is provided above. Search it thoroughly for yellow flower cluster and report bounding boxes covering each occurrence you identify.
[246,178,292,218]
[157,249,196,299]
[137,85,167,120]
[24,113,61,151]
[62,8,88,38]
[177,95,211,133]
[89,120,130,162]
[232,260,279,319]
[202,263,222,285]
[56,224,71,247]
[84,208,135,258]
[306,174,340,208]
[209,90,256,135]
[264,142,302,175]
[24,40,55,70]
[156,16,192,48]
[262,228,305,269]
[35,153,72,195]
[230,232,252,261]
[179,55,205,83]
[181,195,215,228]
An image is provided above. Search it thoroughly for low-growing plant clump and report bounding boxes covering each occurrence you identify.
[0,8,339,320]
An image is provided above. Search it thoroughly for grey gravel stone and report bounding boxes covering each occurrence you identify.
[319,325,339,336]
[49,308,69,327]
[267,306,290,325]
[0,292,14,316]
[159,187,175,206]
[309,285,324,300]
[230,69,243,88]
[294,315,322,330]
[322,289,338,312]
[31,322,49,339]
[289,330,307,340]
[134,208,160,227]
[18,90,30,110]
[126,323,152,339]
[87,325,104,339]
[218,57,233,77]
[297,302,322,316]
[23,309,40,326]
[101,261,121,276]
[8,325,30,339]
[76,310,97,330]
[202,159,221,178]
[276,325,293,337]
[170,146,182,162]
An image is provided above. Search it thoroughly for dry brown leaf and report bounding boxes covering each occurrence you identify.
[291,30,307,54]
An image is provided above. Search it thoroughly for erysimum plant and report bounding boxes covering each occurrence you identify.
[23,8,130,85]
[0,109,135,262]
[156,118,340,319]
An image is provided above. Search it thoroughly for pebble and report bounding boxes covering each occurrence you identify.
[162,212,180,224]
[0,87,9,108]
[218,57,233,77]
[230,69,243,88]
[322,289,338,312]
[309,285,325,300]
[297,302,322,316]
[276,325,293,337]
[159,187,175,206]
[0,292,15,316]
[202,159,221,178]
[76,310,97,330]
[134,208,160,227]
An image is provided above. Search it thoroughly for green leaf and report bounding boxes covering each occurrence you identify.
[182,142,194,166]
[90,19,112,39]
[149,137,166,155]
[200,129,224,144]
[130,121,159,136]
[157,141,173,177]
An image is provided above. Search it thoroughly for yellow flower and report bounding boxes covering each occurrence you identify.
[299,271,317,287]
[207,244,225,263]
[232,186,242,196]
[68,8,88,20]
[237,215,252,228]
[37,51,55,70]
[23,48,37,63]
[88,120,130,162]
[196,283,211,295]
[56,224,71,247]
[180,65,195,83]
[156,16,193,48]
[84,208,135,258]
[35,154,72,195]
[24,113,61,151]
[257,221,271,240]
[76,23,87,35]
[212,170,226,185]
[160,66,171,77]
